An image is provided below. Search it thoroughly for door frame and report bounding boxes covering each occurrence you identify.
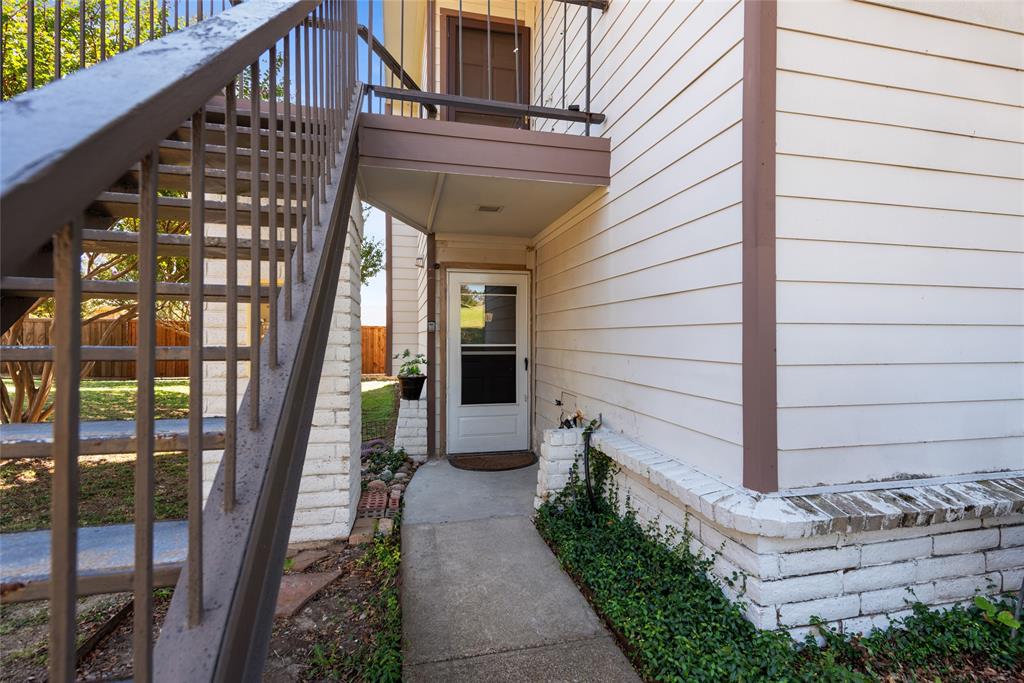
[439,264,532,456]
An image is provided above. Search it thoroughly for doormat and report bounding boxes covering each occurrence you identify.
[448,451,537,472]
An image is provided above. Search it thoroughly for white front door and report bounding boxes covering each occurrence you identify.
[446,271,530,454]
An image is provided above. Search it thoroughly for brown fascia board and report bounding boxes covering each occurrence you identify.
[742,0,779,493]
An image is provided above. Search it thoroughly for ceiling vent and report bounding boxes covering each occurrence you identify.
[477,205,503,213]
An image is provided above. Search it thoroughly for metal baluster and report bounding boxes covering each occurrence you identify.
[135,0,140,45]
[562,1,566,108]
[487,0,491,100]
[399,0,404,115]
[149,0,154,42]
[173,0,178,30]
[317,5,326,192]
[119,0,124,52]
[282,33,293,320]
[540,0,545,108]
[78,1,85,69]
[366,0,372,112]
[304,18,317,236]
[294,23,305,279]
[196,0,201,21]
[100,0,105,59]
[54,0,61,82]
[161,0,166,35]
[224,78,238,511]
[188,106,205,627]
[514,0,519,105]
[27,0,34,88]
[50,219,81,682]
[268,45,278,368]
[134,150,158,683]
[249,60,261,427]
[458,0,463,96]
[185,0,189,26]
[585,4,591,136]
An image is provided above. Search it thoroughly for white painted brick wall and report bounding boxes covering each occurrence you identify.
[394,397,428,461]
[534,427,1024,636]
[202,201,363,545]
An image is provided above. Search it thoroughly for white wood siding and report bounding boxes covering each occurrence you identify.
[775,0,1024,488]
[530,0,746,483]
[390,220,424,363]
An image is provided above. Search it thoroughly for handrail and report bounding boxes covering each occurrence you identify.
[357,23,438,117]
[0,0,312,274]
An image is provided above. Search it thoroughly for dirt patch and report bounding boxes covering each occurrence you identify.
[263,542,380,682]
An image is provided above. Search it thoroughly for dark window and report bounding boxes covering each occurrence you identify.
[461,350,516,405]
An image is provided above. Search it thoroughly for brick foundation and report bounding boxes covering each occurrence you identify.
[535,428,1024,637]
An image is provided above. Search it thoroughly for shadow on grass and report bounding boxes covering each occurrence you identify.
[0,453,188,533]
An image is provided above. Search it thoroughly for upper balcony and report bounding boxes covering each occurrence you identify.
[356,0,610,238]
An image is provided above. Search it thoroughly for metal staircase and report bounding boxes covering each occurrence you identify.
[0,2,362,680]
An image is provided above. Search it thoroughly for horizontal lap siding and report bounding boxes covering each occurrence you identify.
[775,0,1024,488]
[531,0,745,483]
[391,220,424,363]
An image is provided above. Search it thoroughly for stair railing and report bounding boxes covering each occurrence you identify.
[0,1,363,680]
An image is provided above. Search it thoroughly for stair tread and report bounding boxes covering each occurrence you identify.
[0,417,226,458]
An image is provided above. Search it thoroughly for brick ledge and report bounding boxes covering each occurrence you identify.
[590,431,1024,540]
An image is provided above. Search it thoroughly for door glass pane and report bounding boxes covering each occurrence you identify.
[459,282,517,405]
[460,284,515,345]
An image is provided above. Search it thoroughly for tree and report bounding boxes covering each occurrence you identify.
[361,237,384,283]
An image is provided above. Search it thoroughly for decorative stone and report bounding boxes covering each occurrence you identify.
[348,518,377,545]
[380,469,394,482]
[288,548,330,573]
[274,570,341,617]
[367,479,386,491]
[377,518,394,535]
[394,473,409,482]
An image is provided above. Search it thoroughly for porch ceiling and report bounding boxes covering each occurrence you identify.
[356,114,610,237]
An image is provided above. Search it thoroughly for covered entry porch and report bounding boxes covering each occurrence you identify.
[358,113,610,461]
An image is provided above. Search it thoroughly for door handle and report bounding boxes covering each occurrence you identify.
[524,357,529,371]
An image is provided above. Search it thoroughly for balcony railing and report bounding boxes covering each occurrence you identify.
[358,0,605,133]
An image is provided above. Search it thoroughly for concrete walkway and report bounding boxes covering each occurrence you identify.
[402,459,639,682]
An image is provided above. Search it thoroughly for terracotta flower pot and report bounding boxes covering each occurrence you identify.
[399,375,427,400]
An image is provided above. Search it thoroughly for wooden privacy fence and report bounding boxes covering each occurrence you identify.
[362,326,387,375]
[14,318,189,378]
[11,320,386,377]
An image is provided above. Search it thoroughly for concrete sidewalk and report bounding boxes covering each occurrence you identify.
[401,459,639,682]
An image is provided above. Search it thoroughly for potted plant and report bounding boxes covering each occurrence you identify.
[395,349,427,400]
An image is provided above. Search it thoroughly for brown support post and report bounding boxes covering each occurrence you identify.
[425,233,436,458]
[741,0,778,493]
[385,213,393,375]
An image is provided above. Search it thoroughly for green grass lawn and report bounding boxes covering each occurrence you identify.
[2,377,189,422]
[2,378,399,532]
[362,381,398,442]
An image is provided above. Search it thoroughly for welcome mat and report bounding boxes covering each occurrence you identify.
[448,451,538,472]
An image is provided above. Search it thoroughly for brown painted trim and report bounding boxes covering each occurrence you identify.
[427,0,436,93]
[426,234,437,457]
[741,0,778,493]
[358,114,611,186]
[385,213,394,376]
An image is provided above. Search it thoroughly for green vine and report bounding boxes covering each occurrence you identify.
[536,450,1024,682]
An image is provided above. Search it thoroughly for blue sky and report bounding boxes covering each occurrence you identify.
[361,205,387,326]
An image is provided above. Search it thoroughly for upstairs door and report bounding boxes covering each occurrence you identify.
[444,14,530,127]
[446,271,530,454]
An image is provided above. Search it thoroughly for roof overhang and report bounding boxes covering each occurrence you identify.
[356,114,610,238]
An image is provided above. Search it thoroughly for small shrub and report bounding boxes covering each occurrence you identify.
[535,451,1024,682]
